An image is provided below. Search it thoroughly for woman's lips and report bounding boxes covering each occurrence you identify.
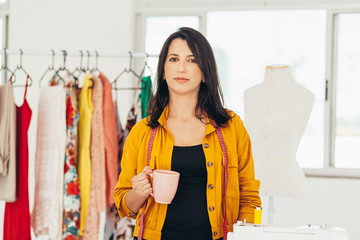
[174,77,189,82]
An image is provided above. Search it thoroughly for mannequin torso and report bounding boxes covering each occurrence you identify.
[244,65,314,197]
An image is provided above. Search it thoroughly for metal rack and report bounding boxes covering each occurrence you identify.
[0,49,158,86]
[0,49,158,58]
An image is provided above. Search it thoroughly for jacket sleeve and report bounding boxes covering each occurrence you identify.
[235,115,262,223]
[113,124,141,219]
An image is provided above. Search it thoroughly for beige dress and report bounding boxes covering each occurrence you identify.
[0,82,16,202]
[31,85,66,240]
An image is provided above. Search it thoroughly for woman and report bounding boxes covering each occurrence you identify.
[114,27,261,240]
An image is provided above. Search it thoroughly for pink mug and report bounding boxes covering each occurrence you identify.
[147,170,180,204]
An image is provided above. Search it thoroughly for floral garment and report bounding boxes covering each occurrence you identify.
[62,86,81,239]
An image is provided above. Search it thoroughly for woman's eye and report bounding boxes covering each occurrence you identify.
[169,57,178,62]
[189,58,197,63]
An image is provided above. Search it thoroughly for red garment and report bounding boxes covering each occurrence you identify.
[3,77,32,240]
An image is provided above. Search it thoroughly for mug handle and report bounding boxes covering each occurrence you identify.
[145,172,154,197]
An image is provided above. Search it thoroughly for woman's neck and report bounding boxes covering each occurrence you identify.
[168,94,199,121]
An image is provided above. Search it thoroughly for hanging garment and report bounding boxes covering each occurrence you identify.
[114,101,125,174]
[3,78,32,240]
[62,79,81,239]
[78,74,94,236]
[106,204,134,240]
[115,217,134,240]
[0,82,16,202]
[124,105,137,139]
[105,101,125,239]
[31,85,66,240]
[84,74,106,239]
[140,76,152,119]
[104,213,117,240]
[98,72,119,207]
[111,103,136,240]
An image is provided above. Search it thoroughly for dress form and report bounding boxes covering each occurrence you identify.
[244,65,314,198]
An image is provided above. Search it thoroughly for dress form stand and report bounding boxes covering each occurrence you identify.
[268,196,275,225]
[244,64,314,224]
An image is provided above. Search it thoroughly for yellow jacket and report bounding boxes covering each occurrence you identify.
[114,106,261,240]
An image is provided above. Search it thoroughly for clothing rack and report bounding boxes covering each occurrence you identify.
[0,49,157,89]
[0,49,158,58]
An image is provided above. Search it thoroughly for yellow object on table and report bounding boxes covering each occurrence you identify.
[254,207,262,226]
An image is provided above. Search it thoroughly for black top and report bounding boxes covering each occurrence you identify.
[161,144,212,240]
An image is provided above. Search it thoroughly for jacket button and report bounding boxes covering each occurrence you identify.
[214,231,218,236]
[209,206,215,211]
[204,143,209,148]
[208,184,214,190]
[207,162,213,167]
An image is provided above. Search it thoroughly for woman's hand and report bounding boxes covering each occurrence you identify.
[125,166,153,214]
[131,166,153,197]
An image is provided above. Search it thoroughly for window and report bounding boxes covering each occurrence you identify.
[335,13,360,169]
[207,10,326,168]
[0,16,5,84]
[0,17,3,53]
[139,4,360,177]
[144,16,199,77]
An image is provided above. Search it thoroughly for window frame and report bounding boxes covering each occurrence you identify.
[134,11,207,54]
[135,0,360,178]
[0,10,9,85]
[315,8,360,178]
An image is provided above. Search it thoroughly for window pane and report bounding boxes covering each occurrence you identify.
[335,13,360,169]
[0,18,3,83]
[145,16,199,77]
[207,10,326,168]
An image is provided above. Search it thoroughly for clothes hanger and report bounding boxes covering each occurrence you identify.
[70,50,94,89]
[112,51,143,90]
[38,49,65,87]
[139,52,153,78]
[85,50,94,89]
[71,50,86,88]
[132,53,153,108]
[85,50,92,74]
[72,50,84,76]
[0,48,16,84]
[134,52,152,93]
[11,49,33,87]
[90,50,101,76]
[54,50,71,86]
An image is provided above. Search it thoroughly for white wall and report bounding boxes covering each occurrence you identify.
[0,0,136,239]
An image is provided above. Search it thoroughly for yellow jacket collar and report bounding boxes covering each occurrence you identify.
[157,105,169,128]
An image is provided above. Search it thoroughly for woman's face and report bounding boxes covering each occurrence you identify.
[163,38,203,97]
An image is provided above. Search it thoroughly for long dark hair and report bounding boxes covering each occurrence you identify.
[147,27,232,128]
